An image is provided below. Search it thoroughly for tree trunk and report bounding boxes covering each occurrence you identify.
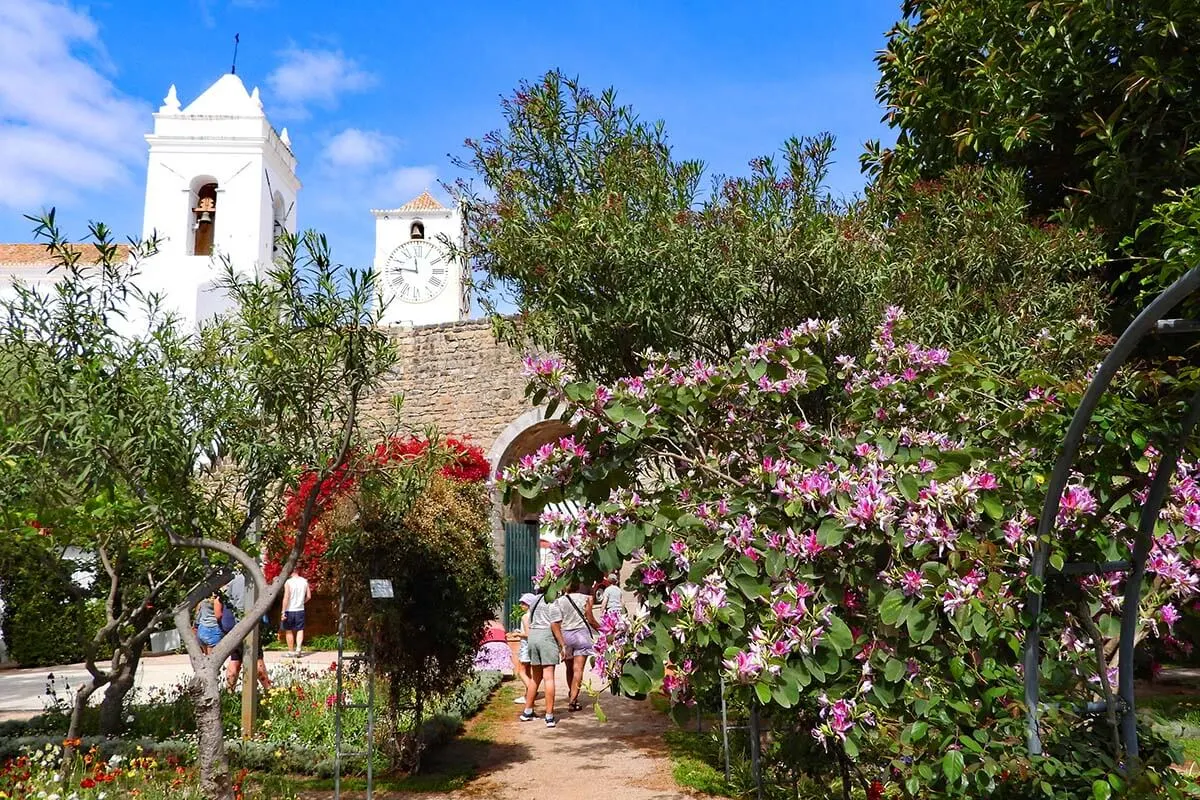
[67,677,103,743]
[99,647,141,736]
[192,669,232,800]
[411,679,425,774]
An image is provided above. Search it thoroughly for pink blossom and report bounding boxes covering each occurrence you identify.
[723,650,763,682]
[641,566,666,585]
[974,473,999,490]
[900,570,928,597]
[1056,485,1097,526]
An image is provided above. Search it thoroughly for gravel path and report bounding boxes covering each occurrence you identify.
[311,665,710,800]
[443,677,691,800]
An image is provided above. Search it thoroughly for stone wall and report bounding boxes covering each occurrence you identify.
[361,318,531,448]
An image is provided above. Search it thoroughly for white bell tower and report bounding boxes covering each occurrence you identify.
[140,73,300,327]
[372,192,469,326]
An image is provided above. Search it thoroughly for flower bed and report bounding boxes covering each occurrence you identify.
[0,668,503,778]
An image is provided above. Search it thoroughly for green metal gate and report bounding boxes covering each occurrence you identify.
[503,521,539,631]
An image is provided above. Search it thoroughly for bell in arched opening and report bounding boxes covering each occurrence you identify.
[410,220,425,240]
[193,183,218,256]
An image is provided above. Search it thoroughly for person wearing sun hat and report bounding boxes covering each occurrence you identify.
[510,593,538,704]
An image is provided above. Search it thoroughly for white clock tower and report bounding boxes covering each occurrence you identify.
[372,191,468,326]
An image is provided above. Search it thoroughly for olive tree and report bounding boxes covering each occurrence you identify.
[0,221,204,741]
[0,217,397,800]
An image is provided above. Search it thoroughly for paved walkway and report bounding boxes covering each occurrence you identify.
[0,650,342,716]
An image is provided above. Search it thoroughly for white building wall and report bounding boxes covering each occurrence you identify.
[138,76,299,329]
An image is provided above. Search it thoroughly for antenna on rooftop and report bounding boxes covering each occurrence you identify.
[231,33,241,75]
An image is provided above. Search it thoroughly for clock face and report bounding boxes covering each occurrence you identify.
[384,240,451,303]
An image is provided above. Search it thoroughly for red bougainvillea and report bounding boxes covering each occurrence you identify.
[264,436,490,584]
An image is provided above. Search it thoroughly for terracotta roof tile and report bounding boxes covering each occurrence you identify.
[0,243,132,267]
[397,190,447,212]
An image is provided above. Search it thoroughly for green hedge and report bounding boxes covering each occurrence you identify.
[0,547,111,668]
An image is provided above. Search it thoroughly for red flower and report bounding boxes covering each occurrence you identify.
[80,777,97,789]
[264,435,489,582]
[867,780,885,800]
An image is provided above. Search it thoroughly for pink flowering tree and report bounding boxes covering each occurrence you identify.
[503,311,1199,798]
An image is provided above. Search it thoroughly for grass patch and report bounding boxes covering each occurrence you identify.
[1139,693,1200,768]
[663,729,732,797]
[264,634,360,651]
[1142,694,1200,728]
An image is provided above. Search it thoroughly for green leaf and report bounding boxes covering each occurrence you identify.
[754,681,772,705]
[884,657,906,682]
[817,517,846,547]
[879,589,906,626]
[732,572,768,600]
[842,735,859,758]
[616,524,645,555]
[907,607,937,643]
[1092,780,1112,800]
[981,496,1003,520]
[825,614,854,654]
[943,749,964,785]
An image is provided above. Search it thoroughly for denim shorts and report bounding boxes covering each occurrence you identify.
[197,624,223,647]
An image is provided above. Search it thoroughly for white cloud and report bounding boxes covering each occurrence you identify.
[266,47,376,118]
[0,0,149,211]
[383,166,439,201]
[322,128,398,170]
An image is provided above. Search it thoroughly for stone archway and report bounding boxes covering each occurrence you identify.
[489,407,575,522]
[488,407,574,626]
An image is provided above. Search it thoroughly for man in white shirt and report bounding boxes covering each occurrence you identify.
[280,568,312,658]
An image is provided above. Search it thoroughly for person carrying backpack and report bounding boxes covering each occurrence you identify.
[557,581,600,712]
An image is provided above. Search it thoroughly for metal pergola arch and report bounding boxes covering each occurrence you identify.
[1024,264,1200,763]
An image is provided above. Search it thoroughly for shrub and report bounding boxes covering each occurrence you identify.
[0,577,107,668]
[506,312,1199,798]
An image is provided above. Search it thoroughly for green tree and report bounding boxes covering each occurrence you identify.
[453,71,859,383]
[869,0,1200,251]
[456,73,1107,398]
[332,446,503,771]
[0,218,398,800]
[0,224,205,741]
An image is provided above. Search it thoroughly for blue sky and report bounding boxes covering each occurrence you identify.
[0,0,900,273]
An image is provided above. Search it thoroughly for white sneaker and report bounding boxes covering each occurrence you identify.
[513,696,527,704]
